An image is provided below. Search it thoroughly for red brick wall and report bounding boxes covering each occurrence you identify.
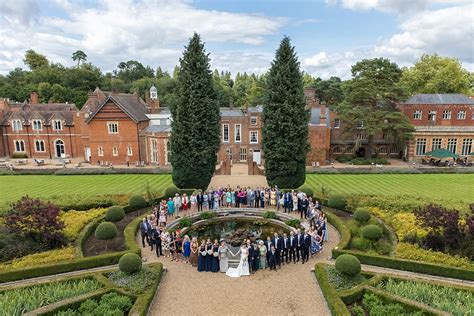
[400,104,473,126]
[87,101,141,164]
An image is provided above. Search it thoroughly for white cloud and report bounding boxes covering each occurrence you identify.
[303,50,364,79]
[211,51,274,75]
[0,0,284,73]
[325,0,472,14]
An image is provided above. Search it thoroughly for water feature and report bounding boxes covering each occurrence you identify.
[186,218,290,246]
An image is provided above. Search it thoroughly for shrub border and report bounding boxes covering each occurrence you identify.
[324,210,474,281]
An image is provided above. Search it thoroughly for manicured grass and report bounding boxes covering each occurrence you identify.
[0,174,173,209]
[304,174,474,205]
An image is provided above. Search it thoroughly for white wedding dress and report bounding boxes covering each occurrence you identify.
[226,246,250,278]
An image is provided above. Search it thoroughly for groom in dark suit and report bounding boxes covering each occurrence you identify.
[302,230,311,264]
[296,229,304,262]
[289,231,297,263]
[265,236,273,266]
[268,245,277,271]
[282,233,289,264]
[197,191,204,212]
[272,233,282,267]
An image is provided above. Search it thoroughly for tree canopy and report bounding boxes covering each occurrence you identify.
[335,58,414,158]
[400,54,471,95]
[262,36,309,188]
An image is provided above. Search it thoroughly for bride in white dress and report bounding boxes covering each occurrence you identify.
[226,244,250,278]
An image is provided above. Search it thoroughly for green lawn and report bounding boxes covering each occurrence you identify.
[0,174,174,208]
[304,174,474,206]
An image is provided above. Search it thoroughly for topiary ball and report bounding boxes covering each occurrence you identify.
[335,254,361,276]
[165,186,179,198]
[361,225,383,241]
[353,208,371,223]
[95,222,118,241]
[105,206,125,222]
[129,195,147,210]
[118,253,142,274]
[328,195,347,210]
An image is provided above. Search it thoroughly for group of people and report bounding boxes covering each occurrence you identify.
[152,186,322,227]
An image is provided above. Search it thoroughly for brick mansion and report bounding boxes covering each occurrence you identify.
[0,87,473,166]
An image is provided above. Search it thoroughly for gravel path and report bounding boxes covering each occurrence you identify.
[143,212,338,316]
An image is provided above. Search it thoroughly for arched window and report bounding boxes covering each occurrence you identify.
[333,147,343,154]
[35,140,45,152]
[55,139,65,158]
[165,141,171,164]
[378,147,387,154]
[112,146,118,156]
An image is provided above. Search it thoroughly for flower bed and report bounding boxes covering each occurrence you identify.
[55,292,133,316]
[60,208,107,240]
[324,265,368,292]
[0,277,102,315]
[107,266,161,295]
[0,246,75,272]
[396,243,473,269]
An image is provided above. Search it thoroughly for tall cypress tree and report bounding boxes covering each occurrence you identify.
[262,37,309,188]
[170,33,220,189]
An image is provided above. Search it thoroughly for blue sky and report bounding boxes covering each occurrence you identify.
[0,0,472,78]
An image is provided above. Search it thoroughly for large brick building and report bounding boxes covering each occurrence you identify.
[1,88,472,166]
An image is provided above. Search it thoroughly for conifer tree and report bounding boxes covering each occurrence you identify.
[262,37,309,188]
[170,33,220,189]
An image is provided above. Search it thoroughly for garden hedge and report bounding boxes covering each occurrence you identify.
[314,263,350,316]
[128,263,164,316]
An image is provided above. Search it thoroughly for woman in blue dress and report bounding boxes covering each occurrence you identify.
[197,240,206,272]
[211,239,220,272]
[205,238,213,271]
[182,235,191,264]
[310,230,322,256]
[167,198,175,218]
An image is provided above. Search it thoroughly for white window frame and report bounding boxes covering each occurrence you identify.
[98,147,104,157]
[14,140,25,152]
[239,147,247,162]
[53,120,63,131]
[112,146,118,156]
[32,119,42,131]
[431,138,442,151]
[334,118,340,129]
[250,131,258,144]
[416,138,427,156]
[150,139,158,163]
[11,119,22,131]
[356,121,364,129]
[107,122,119,134]
[127,146,133,156]
[457,111,466,120]
[413,110,422,120]
[357,133,366,140]
[447,138,457,153]
[165,141,171,165]
[34,140,45,152]
[461,139,472,156]
[222,124,229,143]
[250,116,257,126]
[428,111,436,121]
[442,110,451,120]
[234,124,241,143]
[333,147,343,154]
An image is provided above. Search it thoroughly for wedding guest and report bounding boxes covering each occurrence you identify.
[260,190,265,208]
[273,233,282,268]
[282,233,289,264]
[197,240,206,272]
[300,195,309,219]
[270,188,276,206]
[231,188,236,207]
[226,190,232,207]
[310,231,322,256]
[214,190,220,210]
[289,231,297,263]
[182,235,191,264]
[218,240,230,272]
[258,240,267,269]
[197,190,204,212]
[205,238,213,272]
[211,239,220,272]
[255,187,261,208]
[296,229,304,262]
[174,232,183,262]
[173,193,182,217]
[181,193,189,214]
[190,192,197,213]
[169,233,177,261]
[190,237,199,266]
[139,218,149,248]
[252,243,260,271]
[268,245,277,271]
[292,191,298,213]
[152,226,163,257]
[265,236,272,266]
[167,198,175,218]
[322,216,328,243]
[203,191,209,210]
[284,191,292,213]
[302,230,311,264]
[246,239,254,273]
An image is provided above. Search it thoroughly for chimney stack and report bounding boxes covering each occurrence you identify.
[30,92,39,105]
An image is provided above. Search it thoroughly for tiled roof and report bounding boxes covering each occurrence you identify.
[0,103,77,126]
[144,125,171,133]
[86,94,149,123]
[404,94,474,105]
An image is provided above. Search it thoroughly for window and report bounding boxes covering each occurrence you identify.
[250,131,258,144]
[239,147,247,162]
[442,110,451,119]
[333,147,343,154]
[14,140,25,152]
[32,119,42,131]
[447,138,457,153]
[334,119,340,129]
[457,111,466,120]
[112,146,118,156]
[461,139,472,156]
[390,147,399,154]
[415,138,427,156]
[431,138,442,151]
[127,146,133,156]
[107,122,118,134]
[428,111,436,121]
[356,121,364,129]
[472,112,474,120]
[166,141,171,164]
[250,116,257,126]
[98,147,104,156]
[53,120,62,130]
[222,124,229,142]
[35,140,45,152]
[234,124,241,142]
[357,133,367,140]
[11,119,22,131]
[378,147,387,154]
[150,139,158,163]
[413,110,422,120]
[344,147,354,154]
